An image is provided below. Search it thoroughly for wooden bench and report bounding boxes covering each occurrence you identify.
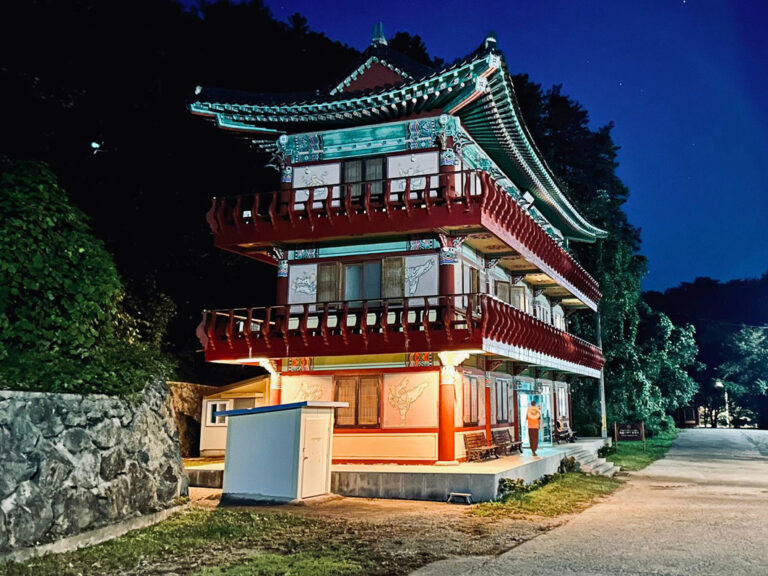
[463,432,498,462]
[491,429,523,455]
[554,420,576,444]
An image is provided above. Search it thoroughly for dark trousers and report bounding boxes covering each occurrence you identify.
[528,427,540,454]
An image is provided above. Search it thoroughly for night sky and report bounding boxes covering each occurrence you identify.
[220,1,768,291]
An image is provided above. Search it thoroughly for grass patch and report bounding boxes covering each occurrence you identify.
[0,508,393,576]
[472,473,621,518]
[198,551,364,575]
[608,428,678,471]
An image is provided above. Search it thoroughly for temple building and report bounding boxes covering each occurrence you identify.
[192,27,606,466]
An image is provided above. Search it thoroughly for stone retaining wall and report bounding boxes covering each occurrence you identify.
[168,381,219,458]
[0,380,188,555]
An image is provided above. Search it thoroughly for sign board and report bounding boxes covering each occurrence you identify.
[614,422,646,451]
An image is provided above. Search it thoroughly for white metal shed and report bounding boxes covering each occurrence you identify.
[218,401,347,504]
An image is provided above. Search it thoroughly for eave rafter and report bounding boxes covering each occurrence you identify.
[190,49,606,243]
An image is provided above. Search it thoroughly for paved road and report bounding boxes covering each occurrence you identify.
[412,429,768,576]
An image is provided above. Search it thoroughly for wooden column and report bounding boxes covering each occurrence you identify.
[437,351,470,465]
[268,364,282,406]
[438,368,456,463]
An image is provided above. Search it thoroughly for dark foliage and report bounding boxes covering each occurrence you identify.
[646,274,768,428]
[0,0,707,417]
[0,160,174,394]
[0,0,360,384]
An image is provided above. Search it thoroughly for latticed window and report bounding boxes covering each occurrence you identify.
[510,286,526,313]
[317,262,341,302]
[494,281,510,303]
[463,375,479,426]
[382,257,405,299]
[334,375,381,428]
[495,380,510,423]
[343,157,384,198]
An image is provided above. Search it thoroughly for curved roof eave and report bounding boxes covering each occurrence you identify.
[189,48,608,242]
[490,59,608,240]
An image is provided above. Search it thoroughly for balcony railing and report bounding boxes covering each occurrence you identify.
[207,169,601,309]
[207,169,480,235]
[197,294,604,373]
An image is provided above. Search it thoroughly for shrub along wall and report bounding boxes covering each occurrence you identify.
[0,380,188,554]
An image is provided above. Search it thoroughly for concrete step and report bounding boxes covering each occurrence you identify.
[185,467,223,488]
[578,455,598,467]
[590,461,616,477]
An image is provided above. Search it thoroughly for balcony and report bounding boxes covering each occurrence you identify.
[197,294,604,378]
[207,169,601,310]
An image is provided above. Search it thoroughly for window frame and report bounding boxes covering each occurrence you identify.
[317,261,342,303]
[495,379,510,423]
[206,400,231,427]
[342,260,382,302]
[463,375,480,427]
[494,280,511,304]
[343,156,385,198]
[333,375,381,429]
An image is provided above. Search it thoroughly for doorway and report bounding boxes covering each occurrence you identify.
[300,415,330,499]
[518,389,553,447]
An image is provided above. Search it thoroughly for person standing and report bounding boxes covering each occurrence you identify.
[526,400,542,456]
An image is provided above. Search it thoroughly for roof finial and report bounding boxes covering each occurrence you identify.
[371,21,387,47]
[484,31,497,50]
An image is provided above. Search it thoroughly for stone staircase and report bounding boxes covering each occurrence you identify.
[568,447,620,477]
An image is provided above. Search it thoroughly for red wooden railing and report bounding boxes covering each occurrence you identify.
[197,294,604,372]
[206,169,601,308]
[206,170,479,234]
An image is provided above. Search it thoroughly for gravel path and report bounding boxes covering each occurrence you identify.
[412,429,768,576]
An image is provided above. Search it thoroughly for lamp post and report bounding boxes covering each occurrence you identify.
[715,379,729,428]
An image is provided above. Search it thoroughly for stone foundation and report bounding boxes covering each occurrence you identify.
[0,380,188,556]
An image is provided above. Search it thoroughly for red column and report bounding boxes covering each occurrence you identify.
[438,368,456,463]
[270,372,282,406]
[439,253,455,295]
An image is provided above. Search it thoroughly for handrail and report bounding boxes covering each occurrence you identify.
[206,168,601,307]
[197,293,604,371]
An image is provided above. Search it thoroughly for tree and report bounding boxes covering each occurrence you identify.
[638,304,701,413]
[719,327,768,428]
[0,159,172,395]
[388,32,444,68]
[645,273,768,427]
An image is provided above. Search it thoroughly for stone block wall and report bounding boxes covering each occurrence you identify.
[0,380,188,555]
[167,381,219,458]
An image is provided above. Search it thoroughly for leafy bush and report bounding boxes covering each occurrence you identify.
[598,444,616,458]
[579,423,599,437]
[498,474,557,501]
[559,456,579,473]
[0,160,174,395]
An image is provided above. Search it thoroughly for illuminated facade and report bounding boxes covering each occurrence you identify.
[192,29,606,464]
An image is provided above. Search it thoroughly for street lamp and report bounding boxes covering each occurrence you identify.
[715,379,730,428]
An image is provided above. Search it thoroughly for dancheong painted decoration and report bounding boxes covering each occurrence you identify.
[193,25,606,464]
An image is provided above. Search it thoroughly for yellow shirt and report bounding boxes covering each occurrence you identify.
[527,406,541,429]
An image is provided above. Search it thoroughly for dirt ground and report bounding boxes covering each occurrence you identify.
[190,487,565,561]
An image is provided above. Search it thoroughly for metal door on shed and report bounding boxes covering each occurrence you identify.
[300,414,331,498]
